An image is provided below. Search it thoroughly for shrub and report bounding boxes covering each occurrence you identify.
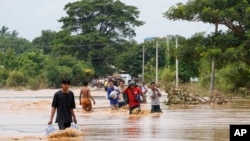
[6,70,27,87]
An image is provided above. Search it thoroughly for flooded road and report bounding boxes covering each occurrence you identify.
[0,89,250,141]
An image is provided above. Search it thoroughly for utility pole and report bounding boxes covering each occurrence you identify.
[156,39,159,84]
[166,35,170,68]
[142,45,145,82]
[175,37,179,89]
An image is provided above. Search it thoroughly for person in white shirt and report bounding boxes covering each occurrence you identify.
[148,82,163,113]
[117,80,126,108]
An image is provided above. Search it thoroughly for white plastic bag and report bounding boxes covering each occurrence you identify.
[71,123,80,130]
[45,125,55,135]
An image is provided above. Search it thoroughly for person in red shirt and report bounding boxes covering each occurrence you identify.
[122,81,143,114]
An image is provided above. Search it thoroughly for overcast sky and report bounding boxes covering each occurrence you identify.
[0,0,227,43]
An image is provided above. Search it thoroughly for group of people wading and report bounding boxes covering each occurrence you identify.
[48,78,163,130]
[79,78,163,114]
[106,79,163,114]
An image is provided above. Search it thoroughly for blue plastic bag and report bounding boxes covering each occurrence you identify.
[135,94,143,102]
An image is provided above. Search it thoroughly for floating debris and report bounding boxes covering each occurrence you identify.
[48,128,82,138]
[164,87,232,105]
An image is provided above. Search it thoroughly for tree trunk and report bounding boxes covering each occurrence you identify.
[209,23,218,96]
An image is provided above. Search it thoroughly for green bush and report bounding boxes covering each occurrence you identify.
[6,70,27,87]
[72,63,86,85]
[160,67,175,91]
[45,65,72,88]
[84,68,95,81]
[0,68,8,87]
[160,67,175,84]
[216,63,250,93]
[28,78,41,90]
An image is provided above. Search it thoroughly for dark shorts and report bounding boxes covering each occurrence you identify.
[129,105,140,114]
[151,105,163,113]
[58,120,71,130]
[118,102,125,108]
[123,94,128,105]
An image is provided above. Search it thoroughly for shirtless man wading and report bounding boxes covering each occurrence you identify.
[79,81,95,111]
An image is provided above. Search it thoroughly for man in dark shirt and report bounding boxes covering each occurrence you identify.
[48,78,77,130]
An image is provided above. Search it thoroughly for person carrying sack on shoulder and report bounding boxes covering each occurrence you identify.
[122,81,143,114]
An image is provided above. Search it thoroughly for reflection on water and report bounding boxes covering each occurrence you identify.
[73,100,250,141]
[1,93,250,141]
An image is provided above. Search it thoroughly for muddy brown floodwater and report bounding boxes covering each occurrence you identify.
[0,88,250,141]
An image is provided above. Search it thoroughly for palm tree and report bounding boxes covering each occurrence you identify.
[0,26,10,37]
[10,30,19,38]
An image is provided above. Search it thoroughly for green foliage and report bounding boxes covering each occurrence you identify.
[198,74,210,91]
[0,26,19,38]
[59,0,144,42]
[72,63,86,85]
[6,70,27,87]
[50,30,73,57]
[161,67,175,84]
[0,26,10,37]
[114,43,142,76]
[92,63,111,77]
[144,60,155,82]
[15,51,44,77]
[0,68,8,87]
[84,68,95,80]
[0,35,33,54]
[1,47,17,70]
[43,55,94,87]
[50,0,145,72]
[45,65,72,88]
[164,0,250,94]
[0,2,249,95]
[216,63,250,92]
[28,78,41,90]
[32,30,57,54]
[72,62,94,85]
[164,0,249,36]
[57,55,78,67]
[177,34,202,82]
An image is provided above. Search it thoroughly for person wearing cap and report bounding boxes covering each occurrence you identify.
[122,81,143,114]
[48,78,77,130]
